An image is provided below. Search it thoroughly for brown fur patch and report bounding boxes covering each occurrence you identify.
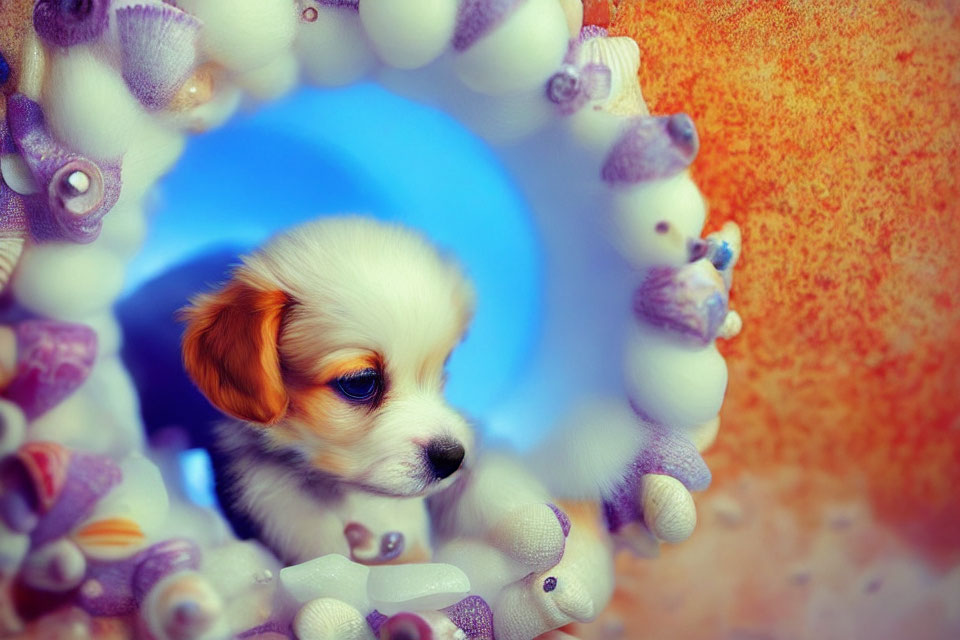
[181,278,291,425]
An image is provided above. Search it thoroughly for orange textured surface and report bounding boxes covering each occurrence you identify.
[607,0,960,558]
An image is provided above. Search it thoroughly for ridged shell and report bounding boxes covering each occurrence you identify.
[16,441,71,513]
[578,35,649,116]
[0,236,24,291]
[71,517,146,560]
[116,4,202,110]
[633,261,728,346]
[602,114,699,184]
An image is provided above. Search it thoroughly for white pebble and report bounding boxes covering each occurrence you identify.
[359,0,458,70]
[176,0,297,72]
[296,6,379,86]
[624,322,728,429]
[43,48,147,159]
[367,562,470,615]
[279,554,371,613]
[609,173,707,270]
[236,52,300,101]
[12,243,125,320]
[454,0,569,95]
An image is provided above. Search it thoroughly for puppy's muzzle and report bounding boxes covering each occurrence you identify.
[425,438,465,480]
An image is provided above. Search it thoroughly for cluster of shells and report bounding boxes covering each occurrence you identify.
[0,0,742,638]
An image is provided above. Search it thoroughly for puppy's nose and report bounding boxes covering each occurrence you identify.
[425,438,465,480]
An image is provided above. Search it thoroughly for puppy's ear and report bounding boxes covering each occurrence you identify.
[181,275,291,425]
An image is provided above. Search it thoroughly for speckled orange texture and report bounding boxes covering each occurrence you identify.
[608,0,960,558]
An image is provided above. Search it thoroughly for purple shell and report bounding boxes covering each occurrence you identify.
[366,610,388,636]
[579,25,608,42]
[546,62,611,115]
[3,320,98,420]
[453,0,524,51]
[634,263,729,346]
[443,596,494,640]
[132,538,202,601]
[34,0,110,47]
[116,4,202,110]
[31,451,123,548]
[602,422,711,533]
[316,0,359,8]
[601,114,700,184]
[6,94,122,243]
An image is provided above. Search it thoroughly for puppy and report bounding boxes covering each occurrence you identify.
[180,217,475,565]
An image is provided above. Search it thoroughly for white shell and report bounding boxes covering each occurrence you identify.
[279,554,371,612]
[578,36,649,117]
[624,321,728,429]
[296,6,379,86]
[43,48,147,159]
[176,0,297,72]
[294,598,373,640]
[85,454,171,542]
[21,540,87,592]
[640,474,697,543]
[559,0,584,38]
[366,562,470,614]
[0,398,26,457]
[359,0,458,70]
[17,28,46,101]
[454,0,570,95]
[0,236,25,291]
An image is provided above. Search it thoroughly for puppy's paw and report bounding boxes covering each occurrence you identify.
[293,597,373,640]
[488,503,570,571]
[640,474,697,544]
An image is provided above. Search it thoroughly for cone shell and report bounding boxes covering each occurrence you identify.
[16,441,70,513]
[72,517,146,560]
[116,4,202,110]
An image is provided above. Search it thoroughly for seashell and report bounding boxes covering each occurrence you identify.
[34,0,110,47]
[140,570,224,640]
[602,114,699,184]
[558,0,583,38]
[633,261,729,346]
[21,538,87,592]
[546,62,611,115]
[640,474,697,543]
[359,0,458,70]
[443,595,495,640]
[17,27,47,101]
[116,4,202,111]
[378,612,433,640]
[71,517,146,560]
[452,0,524,52]
[14,441,71,513]
[577,35,649,117]
[0,399,26,456]
[132,539,202,601]
[453,0,570,95]
[3,319,98,421]
[293,598,370,640]
[6,93,122,243]
[0,236,24,291]
[29,450,123,548]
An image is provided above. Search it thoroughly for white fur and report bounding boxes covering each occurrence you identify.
[531,398,646,500]
[43,47,147,159]
[454,0,569,95]
[359,0,458,70]
[176,0,297,73]
[296,6,379,87]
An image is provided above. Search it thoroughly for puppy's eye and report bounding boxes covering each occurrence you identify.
[335,369,381,403]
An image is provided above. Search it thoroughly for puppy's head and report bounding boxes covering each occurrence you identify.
[181,217,475,497]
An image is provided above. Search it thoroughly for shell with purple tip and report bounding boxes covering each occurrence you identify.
[602,114,700,184]
[116,3,202,111]
[34,0,110,47]
[634,261,729,346]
